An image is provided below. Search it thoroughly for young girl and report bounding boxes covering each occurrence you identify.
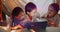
[25,2,38,32]
[10,7,25,32]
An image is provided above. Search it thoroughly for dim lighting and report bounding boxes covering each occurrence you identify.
[3,0,5,2]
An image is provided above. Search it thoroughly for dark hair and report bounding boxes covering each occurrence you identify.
[12,7,23,17]
[25,2,37,14]
[49,3,59,12]
[2,11,6,21]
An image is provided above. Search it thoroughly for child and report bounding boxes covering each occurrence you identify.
[10,7,26,32]
[25,2,39,22]
[25,2,37,32]
[42,3,59,27]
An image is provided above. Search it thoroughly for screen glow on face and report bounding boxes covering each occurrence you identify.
[47,6,57,18]
[30,8,37,17]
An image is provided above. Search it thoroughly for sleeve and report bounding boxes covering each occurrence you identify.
[36,12,40,18]
[57,15,60,27]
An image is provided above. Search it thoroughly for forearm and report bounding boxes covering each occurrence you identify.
[11,25,24,30]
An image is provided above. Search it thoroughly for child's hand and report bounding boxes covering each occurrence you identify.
[30,29,36,32]
[47,19,55,26]
[11,25,24,30]
[11,26,19,30]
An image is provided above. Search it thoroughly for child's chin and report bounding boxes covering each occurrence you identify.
[47,16,53,18]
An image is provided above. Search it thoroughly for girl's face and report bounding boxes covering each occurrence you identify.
[28,8,37,17]
[15,12,25,20]
[47,6,57,18]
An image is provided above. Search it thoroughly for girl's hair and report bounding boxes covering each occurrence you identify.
[25,2,37,14]
[12,7,23,17]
